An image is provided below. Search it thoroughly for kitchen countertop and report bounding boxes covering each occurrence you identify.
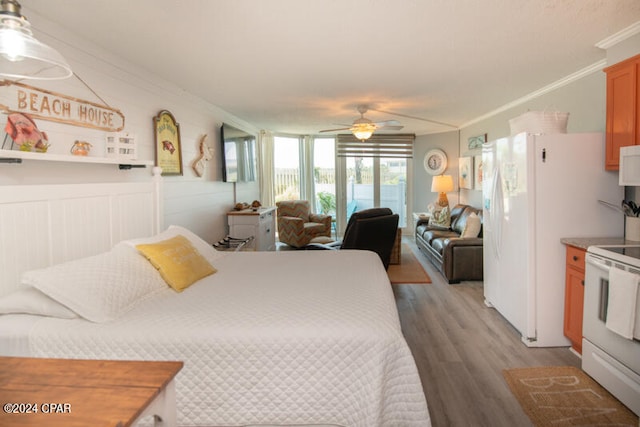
[560,237,627,250]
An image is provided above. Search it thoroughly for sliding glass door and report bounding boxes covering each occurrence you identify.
[313,137,336,218]
[270,134,410,237]
[272,135,337,235]
[336,155,410,235]
[273,136,301,201]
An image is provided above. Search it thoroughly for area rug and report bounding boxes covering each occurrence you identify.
[387,244,431,284]
[503,366,638,426]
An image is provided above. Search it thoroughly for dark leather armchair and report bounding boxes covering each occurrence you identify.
[308,207,399,270]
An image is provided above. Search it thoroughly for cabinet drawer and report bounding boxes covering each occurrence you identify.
[565,246,586,271]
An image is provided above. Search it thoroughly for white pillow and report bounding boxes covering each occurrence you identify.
[120,225,226,264]
[21,245,167,323]
[461,212,482,238]
[0,287,78,318]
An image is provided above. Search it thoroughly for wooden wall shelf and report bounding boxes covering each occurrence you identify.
[0,149,153,168]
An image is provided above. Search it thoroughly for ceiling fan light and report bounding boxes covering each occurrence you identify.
[352,123,375,141]
[0,1,72,80]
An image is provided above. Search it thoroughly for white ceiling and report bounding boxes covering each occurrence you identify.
[21,0,640,136]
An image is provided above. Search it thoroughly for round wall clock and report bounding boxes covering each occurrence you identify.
[424,149,447,175]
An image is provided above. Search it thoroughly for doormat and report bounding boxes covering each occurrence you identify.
[387,245,431,284]
[503,366,638,426]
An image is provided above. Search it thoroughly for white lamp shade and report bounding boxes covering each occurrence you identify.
[431,174,454,193]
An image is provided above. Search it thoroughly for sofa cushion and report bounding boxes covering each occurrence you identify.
[422,229,458,245]
[452,206,482,235]
[452,207,469,234]
[431,237,456,256]
[304,222,328,235]
[449,204,468,223]
[461,212,482,238]
[416,224,430,240]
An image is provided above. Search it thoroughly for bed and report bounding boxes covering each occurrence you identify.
[0,179,430,426]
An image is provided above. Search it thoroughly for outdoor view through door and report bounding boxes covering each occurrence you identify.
[343,156,407,229]
[273,135,410,237]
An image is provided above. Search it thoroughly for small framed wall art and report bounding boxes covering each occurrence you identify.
[474,154,483,190]
[468,133,487,150]
[153,110,183,176]
[459,156,473,189]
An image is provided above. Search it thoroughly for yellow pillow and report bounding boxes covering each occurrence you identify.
[136,235,216,292]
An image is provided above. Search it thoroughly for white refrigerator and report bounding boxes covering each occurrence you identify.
[482,132,623,347]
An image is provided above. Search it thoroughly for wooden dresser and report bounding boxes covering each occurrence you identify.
[226,207,276,251]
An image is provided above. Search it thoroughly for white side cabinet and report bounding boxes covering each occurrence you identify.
[226,207,276,251]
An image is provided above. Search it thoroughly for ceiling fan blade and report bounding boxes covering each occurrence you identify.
[378,125,404,131]
[373,119,401,127]
[369,108,458,129]
[320,127,351,133]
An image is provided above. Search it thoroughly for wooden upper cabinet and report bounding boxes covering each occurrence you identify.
[604,54,640,170]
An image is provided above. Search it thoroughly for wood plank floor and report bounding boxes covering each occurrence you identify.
[396,239,580,427]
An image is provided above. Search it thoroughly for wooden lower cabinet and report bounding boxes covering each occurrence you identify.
[563,245,586,354]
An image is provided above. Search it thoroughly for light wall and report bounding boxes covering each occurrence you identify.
[6,10,640,242]
[2,6,260,244]
[413,131,460,213]
[411,30,640,212]
[458,71,607,208]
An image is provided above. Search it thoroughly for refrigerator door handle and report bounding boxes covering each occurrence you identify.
[491,168,503,260]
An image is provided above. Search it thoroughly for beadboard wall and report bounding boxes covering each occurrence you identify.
[0,7,260,245]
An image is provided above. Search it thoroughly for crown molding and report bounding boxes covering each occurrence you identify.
[460,60,606,129]
[595,21,640,50]
[460,22,640,130]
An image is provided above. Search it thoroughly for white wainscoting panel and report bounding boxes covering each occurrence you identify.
[0,178,160,296]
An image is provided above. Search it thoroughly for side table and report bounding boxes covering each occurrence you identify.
[227,207,276,251]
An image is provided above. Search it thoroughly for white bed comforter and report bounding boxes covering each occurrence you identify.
[26,250,430,426]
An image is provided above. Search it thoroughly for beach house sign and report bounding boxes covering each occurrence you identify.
[0,80,125,132]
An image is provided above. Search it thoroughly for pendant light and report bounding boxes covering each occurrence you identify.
[0,0,72,80]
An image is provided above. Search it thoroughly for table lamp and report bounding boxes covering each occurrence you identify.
[431,174,454,207]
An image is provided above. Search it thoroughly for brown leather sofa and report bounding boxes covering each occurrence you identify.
[415,204,483,284]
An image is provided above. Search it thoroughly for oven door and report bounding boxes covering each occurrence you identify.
[583,253,640,415]
[583,253,640,373]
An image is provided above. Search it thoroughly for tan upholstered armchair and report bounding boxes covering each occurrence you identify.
[276,200,332,248]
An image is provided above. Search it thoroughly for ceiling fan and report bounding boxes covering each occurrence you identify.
[319,105,404,140]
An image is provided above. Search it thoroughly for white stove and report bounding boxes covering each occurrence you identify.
[588,245,640,268]
[583,245,640,416]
